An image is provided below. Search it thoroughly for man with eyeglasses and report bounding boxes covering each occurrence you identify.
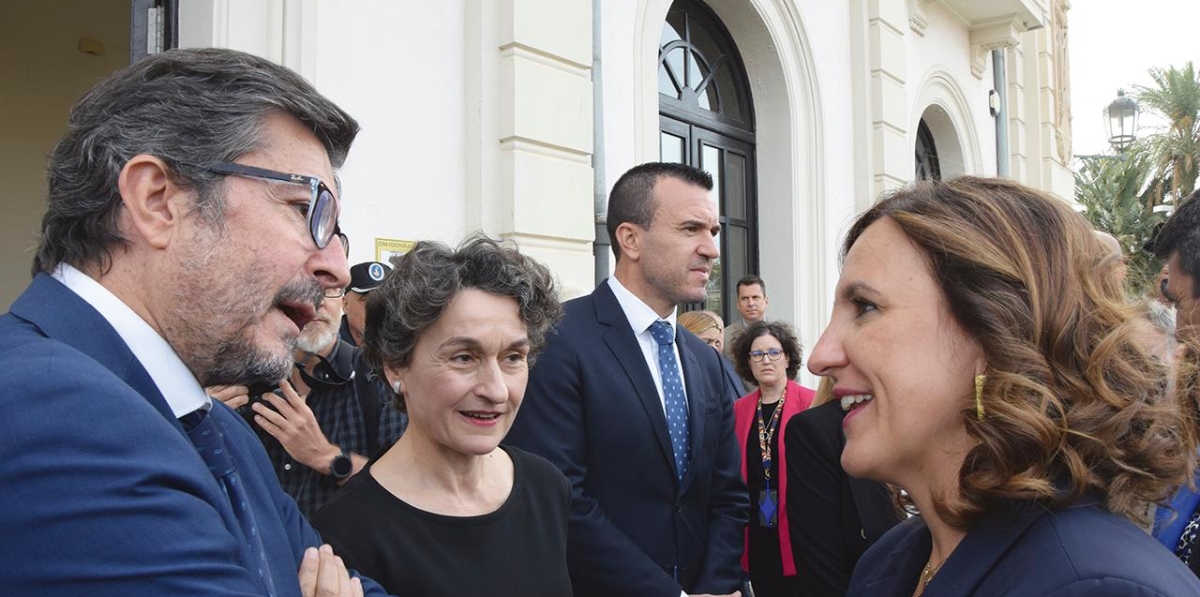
[209,285,406,520]
[0,48,389,596]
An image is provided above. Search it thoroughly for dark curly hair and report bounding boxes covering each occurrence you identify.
[842,176,1197,529]
[731,320,802,383]
[360,235,563,411]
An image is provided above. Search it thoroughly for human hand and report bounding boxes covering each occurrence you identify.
[298,544,363,597]
[207,385,251,409]
[252,381,339,472]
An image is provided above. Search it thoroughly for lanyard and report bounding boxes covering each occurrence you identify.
[755,386,787,481]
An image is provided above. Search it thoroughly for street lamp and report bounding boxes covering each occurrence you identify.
[1104,89,1140,152]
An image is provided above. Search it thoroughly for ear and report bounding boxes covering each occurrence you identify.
[614,222,641,261]
[117,154,190,250]
[382,365,405,394]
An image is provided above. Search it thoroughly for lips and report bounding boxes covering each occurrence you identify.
[278,301,317,332]
[272,280,326,333]
[461,411,503,426]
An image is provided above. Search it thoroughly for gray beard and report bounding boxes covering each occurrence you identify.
[293,323,338,355]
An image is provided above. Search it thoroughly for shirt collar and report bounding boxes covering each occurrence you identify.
[52,264,210,417]
[607,276,678,335]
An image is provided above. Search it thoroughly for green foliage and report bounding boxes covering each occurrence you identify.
[1134,61,1200,203]
[1075,147,1164,296]
[1077,62,1200,297]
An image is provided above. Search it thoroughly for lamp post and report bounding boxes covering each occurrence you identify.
[1104,89,1140,152]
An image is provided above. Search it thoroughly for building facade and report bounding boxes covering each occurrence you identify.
[3,0,1074,367]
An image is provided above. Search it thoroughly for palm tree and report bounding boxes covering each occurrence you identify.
[1134,62,1200,205]
[1075,148,1164,294]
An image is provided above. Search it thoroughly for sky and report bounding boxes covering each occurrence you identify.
[1069,0,1200,156]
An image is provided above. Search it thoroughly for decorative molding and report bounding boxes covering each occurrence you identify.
[1052,0,1072,162]
[968,17,1024,78]
[908,0,933,36]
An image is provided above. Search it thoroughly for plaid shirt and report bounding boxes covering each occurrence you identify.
[244,340,406,521]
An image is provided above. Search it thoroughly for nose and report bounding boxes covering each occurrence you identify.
[806,323,847,377]
[313,233,351,291]
[699,231,719,259]
[475,359,510,405]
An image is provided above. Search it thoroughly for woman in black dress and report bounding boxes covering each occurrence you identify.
[314,236,571,597]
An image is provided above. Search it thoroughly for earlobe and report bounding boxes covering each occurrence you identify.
[118,155,186,250]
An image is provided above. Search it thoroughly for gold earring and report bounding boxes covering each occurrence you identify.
[975,374,986,421]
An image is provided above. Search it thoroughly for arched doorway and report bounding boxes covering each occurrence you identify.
[657,0,756,321]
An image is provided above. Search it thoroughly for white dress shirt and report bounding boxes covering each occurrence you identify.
[53,264,210,417]
[607,276,689,415]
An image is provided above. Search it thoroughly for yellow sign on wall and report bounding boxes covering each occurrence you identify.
[375,238,415,265]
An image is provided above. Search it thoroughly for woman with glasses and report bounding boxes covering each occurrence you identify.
[730,320,814,596]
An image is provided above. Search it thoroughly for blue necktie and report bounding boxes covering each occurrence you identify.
[183,409,278,597]
[649,320,690,481]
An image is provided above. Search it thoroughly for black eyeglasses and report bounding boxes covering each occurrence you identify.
[207,162,340,250]
[749,348,784,363]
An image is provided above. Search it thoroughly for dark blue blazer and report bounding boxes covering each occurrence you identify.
[506,280,749,596]
[849,498,1200,597]
[0,273,388,597]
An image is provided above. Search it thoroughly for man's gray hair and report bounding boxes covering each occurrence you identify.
[35,47,360,275]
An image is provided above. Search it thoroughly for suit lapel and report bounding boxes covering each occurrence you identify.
[9,273,181,430]
[923,502,1047,596]
[593,283,678,477]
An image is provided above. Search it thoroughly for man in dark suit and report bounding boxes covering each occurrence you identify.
[507,162,749,597]
[0,48,385,596]
[1151,188,1200,576]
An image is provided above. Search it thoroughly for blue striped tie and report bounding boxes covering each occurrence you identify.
[649,320,690,481]
[183,409,278,597]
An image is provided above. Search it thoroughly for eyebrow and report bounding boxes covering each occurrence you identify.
[441,336,531,351]
[838,280,881,300]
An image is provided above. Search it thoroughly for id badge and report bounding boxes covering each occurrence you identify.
[757,489,778,528]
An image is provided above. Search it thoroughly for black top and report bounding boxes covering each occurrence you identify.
[744,400,798,596]
[785,400,902,597]
[313,444,573,597]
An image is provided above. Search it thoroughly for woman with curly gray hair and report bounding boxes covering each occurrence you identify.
[314,235,570,597]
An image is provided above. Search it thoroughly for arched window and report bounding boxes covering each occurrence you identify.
[658,0,756,321]
[915,119,941,181]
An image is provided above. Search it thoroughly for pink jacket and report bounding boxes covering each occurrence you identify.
[733,380,815,576]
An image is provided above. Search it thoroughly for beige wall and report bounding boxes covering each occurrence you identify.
[0,0,129,310]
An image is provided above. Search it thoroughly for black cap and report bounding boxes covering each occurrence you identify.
[349,261,392,293]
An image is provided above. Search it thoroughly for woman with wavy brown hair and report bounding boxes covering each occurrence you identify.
[808,176,1200,596]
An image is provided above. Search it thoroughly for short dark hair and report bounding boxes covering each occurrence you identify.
[606,162,713,260]
[731,320,802,382]
[361,235,563,411]
[1153,188,1200,298]
[736,275,767,296]
[35,47,360,276]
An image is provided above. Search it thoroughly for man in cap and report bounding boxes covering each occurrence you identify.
[340,261,392,346]
[0,48,387,596]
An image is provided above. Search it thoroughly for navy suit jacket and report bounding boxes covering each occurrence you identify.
[0,273,388,597]
[849,498,1200,597]
[506,280,749,596]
